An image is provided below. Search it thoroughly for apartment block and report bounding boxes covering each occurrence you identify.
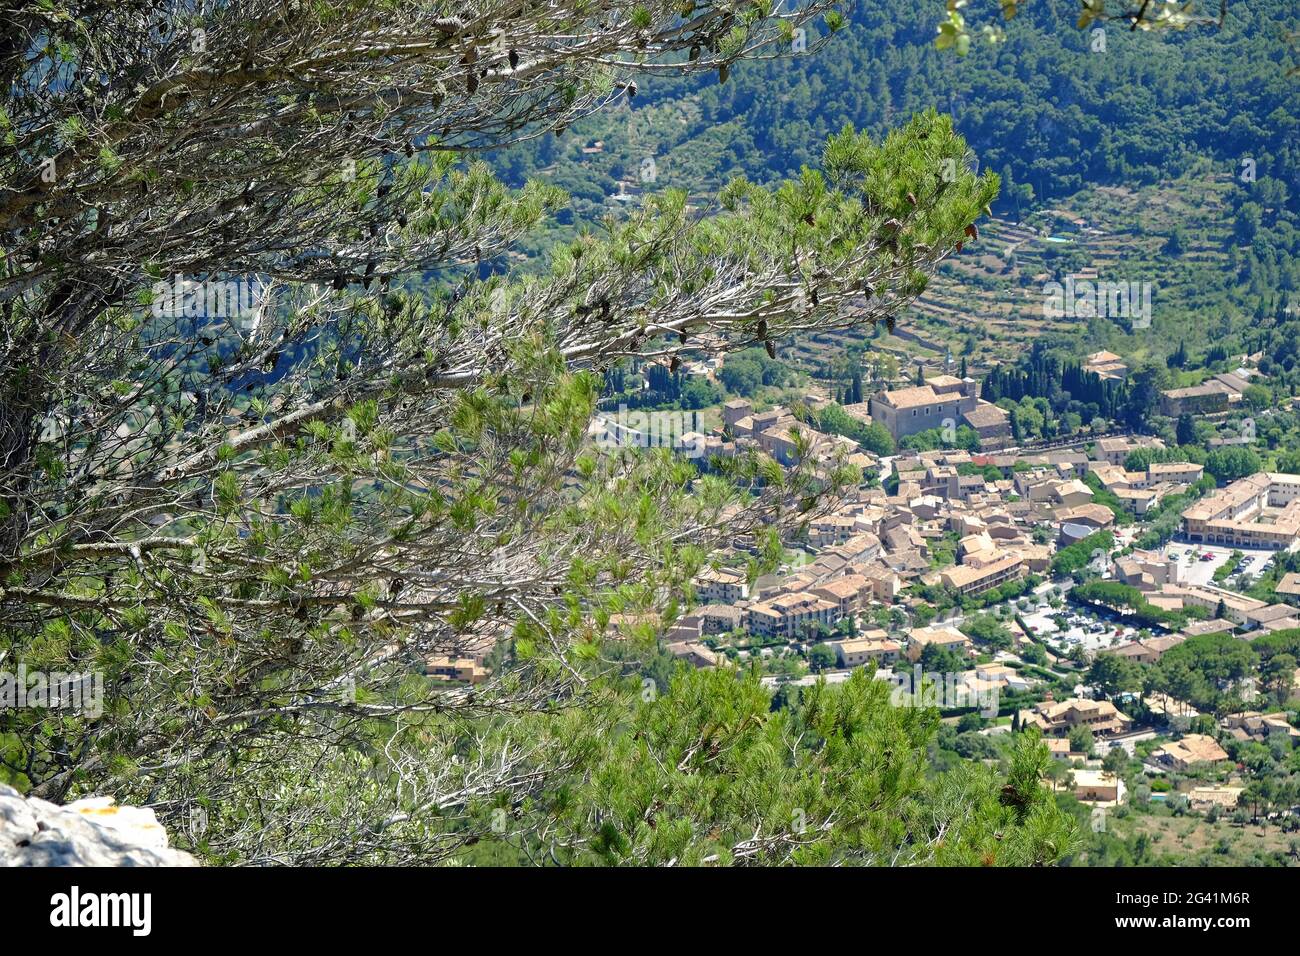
[746,592,839,639]
[810,574,870,617]
[1152,734,1229,771]
[939,551,1026,597]
[1181,472,1300,549]
[693,566,751,604]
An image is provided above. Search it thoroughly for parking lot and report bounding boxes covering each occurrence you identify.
[1019,604,1140,655]
[1158,541,1276,587]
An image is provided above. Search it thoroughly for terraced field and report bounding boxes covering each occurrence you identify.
[791,171,1243,386]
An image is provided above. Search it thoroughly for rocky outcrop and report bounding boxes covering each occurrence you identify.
[0,784,199,866]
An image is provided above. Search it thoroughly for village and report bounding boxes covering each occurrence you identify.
[419,354,1300,848]
[632,366,1300,828]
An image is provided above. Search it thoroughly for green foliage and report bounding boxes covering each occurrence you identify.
[1051,529,1114,577]
[10,0,1296,872]
[1206,445,1263,484]
[808,642,837,672]
[1123,446,1201,472]
[1086,653,1142,700]
[1067,724,1094,758]
[718,347,791,397]
[817,403,895,454]
[898,424,981,453]
[499,2,1300,234]
[1148,634,1260,713]
[1132,475,1217,550]
[959,613,1013,650]
[1212,550,1244,582]
[1070,580,1182,629]
[0,2,1010,868]
[512,667,1076,865]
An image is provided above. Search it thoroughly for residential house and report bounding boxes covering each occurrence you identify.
[1018,697,1132,737]
[665,641,719,669]
[1084,350,1129,381]
[1187,786,1245,812]
[1045,738,1088,761]
[1151,734,1229,771]
[906,625,973,662]
[830,634,902,668]
[696,604,744,635]
[1143,692,1199,731]
[1221,711,1300,744]
[811,574,870,617]
[1115,551,1183,591]
[1071,769,1126,805]
[1274,572,1300,603]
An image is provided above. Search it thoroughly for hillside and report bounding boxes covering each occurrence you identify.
[492,0,1300,372]
[494,0,1300,208]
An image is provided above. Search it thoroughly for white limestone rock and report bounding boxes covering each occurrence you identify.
[0,784,199,866]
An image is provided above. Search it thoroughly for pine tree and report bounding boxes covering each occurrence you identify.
[530,668,1077,865]
[0,4,999,865]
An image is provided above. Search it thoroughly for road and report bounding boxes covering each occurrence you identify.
[1105,729,1159,757]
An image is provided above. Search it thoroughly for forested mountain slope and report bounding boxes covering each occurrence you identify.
[494,0,1299,210]
[490,0,1300,371]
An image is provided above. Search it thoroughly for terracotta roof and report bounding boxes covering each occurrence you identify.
[1156,734,1228,765]
[962,403,1008,428]
[1162,381,1231,400]
[1275,572,1300,596]
[878,385,940,410]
